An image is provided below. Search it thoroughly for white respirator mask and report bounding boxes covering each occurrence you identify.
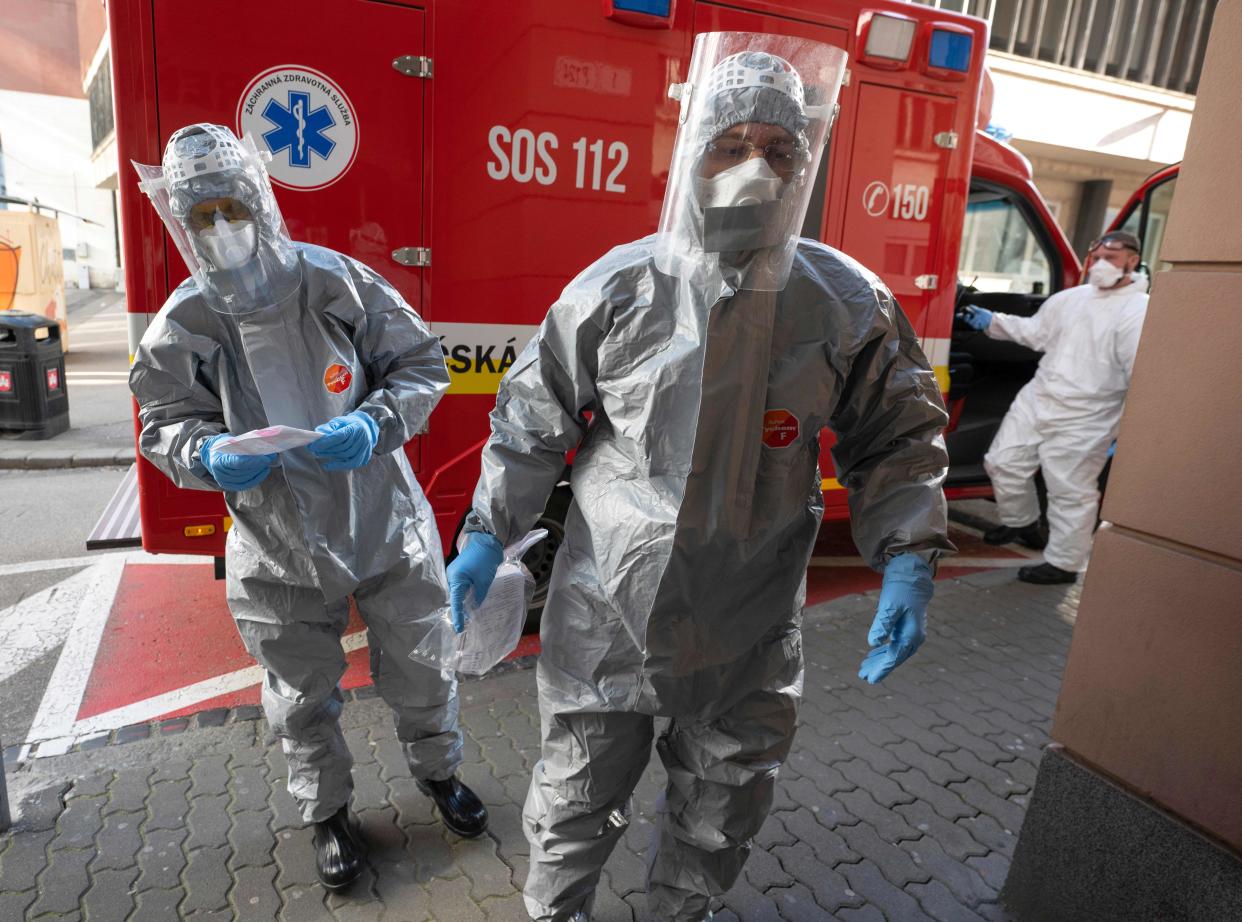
[695,157,785,209]
[199,211,257,270]
[1087,259,1126,289]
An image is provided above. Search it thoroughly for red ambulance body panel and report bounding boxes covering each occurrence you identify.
[109,0,1065,560]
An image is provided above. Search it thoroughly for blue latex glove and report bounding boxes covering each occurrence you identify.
[446,532,504,633]
[308,410,380,471]
[201,434,276,492]
[960,305,993,331]
[859,553,934,685]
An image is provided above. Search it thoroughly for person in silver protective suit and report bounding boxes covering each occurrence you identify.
[446,35,954,922]
[128,124,487,890]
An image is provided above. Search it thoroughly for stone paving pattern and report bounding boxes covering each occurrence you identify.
[0,568,1079,920]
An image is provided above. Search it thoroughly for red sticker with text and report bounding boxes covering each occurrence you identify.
[0,370,11,393]
[323,363,352,394]
[46,368,60,391]
[762,408,800,449]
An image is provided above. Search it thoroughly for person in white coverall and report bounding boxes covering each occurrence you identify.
[961,230,1149,584]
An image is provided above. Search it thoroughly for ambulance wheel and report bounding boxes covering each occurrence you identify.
[521,485,572,635]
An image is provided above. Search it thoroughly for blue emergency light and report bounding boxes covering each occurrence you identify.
[929,29,972,73]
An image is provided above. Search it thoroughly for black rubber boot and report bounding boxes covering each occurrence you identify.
[1017,562,1079,585]
[983,520,1048,550]
[312,806,364,890]
[417,776,488,838]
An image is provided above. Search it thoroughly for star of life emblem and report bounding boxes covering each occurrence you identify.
[237,65,359,191]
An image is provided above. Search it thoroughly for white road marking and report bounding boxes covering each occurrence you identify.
[0,551,215,578]
[25,556,126,746]
[0,567,96,684]
[67,631,371,739]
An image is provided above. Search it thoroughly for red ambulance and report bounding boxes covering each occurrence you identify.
[107,0,1079,606]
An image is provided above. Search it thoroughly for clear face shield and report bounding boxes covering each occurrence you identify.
[133,124,300,316]
[656,34,847,291]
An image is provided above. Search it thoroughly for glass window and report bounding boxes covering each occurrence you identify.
[1116,175,1176,274]
[957,187,1053,294]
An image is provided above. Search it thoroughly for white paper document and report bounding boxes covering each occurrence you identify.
[212,425,322,456]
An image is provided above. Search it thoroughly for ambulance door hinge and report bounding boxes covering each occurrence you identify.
[393,56,433,79]
[933,131,958,149]
[914,274,939,290]
[392,247,431,267]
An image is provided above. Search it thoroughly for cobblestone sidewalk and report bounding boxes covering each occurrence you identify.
[0,568,1079,921]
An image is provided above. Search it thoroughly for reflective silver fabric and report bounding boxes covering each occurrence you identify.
[469,235,951,919]
[130,243,460,820]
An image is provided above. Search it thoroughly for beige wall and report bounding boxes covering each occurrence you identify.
[0,0,82,98]
[74,0,106,88]
[1050,0,1242,853]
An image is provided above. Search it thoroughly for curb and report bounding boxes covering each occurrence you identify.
[0,450,135,471]
[3,655,538,769]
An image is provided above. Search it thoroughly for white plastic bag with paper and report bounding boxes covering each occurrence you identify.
[410,529,548,676]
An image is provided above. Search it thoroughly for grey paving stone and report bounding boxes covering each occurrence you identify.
[771,843,863,914]
[894,801,989,863]
[180,845,232,914]
[151,758,193,785]
[719,879,785,922]
[938,726,1018,767]
[742,844,794,892]
[838,859,931,922]
[0,827,55,891]
[426,873,486,922]
[890,768,976,822]
[755,813,797,851]
[946,780,1027,835]
[185,793,231,852]
[778,809,860,868]
[132,886,183,921]
[50,794,106,851]
[836,760,914,809]
[878,715,955,755]
[0,889,37,922]
[836,788,921,844]
[230,864,281,920]
[80,865,140,922]
[408,826,457,884]
[230,764,271,813]
[273,826,318,890]
[104,768,152,816]
[359,807,408,867]
[70,772,112,798]
[955,813,1017,860]
[941,749,1029,799]
[885,740,969,788]
[371,734,410,782]
[772,882,836,922]
[277,885,334,922]
[908,879,991,922]
[901,836,997,907]
[15,780,69,831]
[965,853,1010,893]
[189,755,231,798]
[835,823,930,888]
[145,778,191,832]
[351,758,390,814]
[479,892,532,922]
[136,826,188,891]
[31,845,92,915]
[836,905,886,922]
[228,809,277,870]
[92,809,144,871]
[389,776,440,828]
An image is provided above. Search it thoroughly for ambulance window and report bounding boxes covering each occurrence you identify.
[799,135,834,242]
[957,187,1053,295]
[1141,177,1176,274]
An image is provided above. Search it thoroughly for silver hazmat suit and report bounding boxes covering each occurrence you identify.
[464,35,952,921]
[130,124,461,823]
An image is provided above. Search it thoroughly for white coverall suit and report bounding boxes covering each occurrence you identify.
[982,280,1148,572]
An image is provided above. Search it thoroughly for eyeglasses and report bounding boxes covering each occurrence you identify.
[188,198,254,232]
[1088,238,1139,254]
[703,137,805,175]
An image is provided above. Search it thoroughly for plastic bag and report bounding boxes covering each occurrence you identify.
[411,529,548,676]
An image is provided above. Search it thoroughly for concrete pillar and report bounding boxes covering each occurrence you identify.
[1070,178,1112,255]
[1001,4,1242,919]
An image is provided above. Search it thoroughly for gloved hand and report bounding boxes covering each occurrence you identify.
[308,410,380,471]
[200,433,276,492]
[960,305,993,331]
[446,532,504,633]
[859,553,933,685]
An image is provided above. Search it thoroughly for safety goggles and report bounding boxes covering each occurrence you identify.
[187,197,254,232]
[703,137,806,177]
[1088,238,1140,254]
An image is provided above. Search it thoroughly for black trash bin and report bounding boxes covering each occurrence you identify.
[0,311,70,439]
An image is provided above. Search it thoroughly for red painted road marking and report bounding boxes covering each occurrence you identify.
[59,523,1033,735]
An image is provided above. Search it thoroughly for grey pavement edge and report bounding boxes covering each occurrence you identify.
[0,570,1076,922]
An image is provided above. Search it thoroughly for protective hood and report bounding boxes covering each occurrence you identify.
[133,123,300,316]
[655,33,846,291]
